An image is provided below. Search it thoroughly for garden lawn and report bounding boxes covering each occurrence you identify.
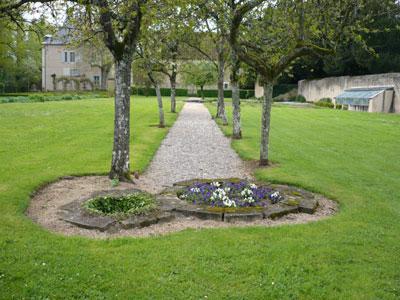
[0,99,398,299]
[206,103,400,299]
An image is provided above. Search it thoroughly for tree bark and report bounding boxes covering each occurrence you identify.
[100,66,110,90]
[109,56,132,180]
[216,44,228,125]
[260,81,273,166]
[169,42,178,113]
[170,67,177,113]
[231,49,242,139]
[200,85,204,100]
[155,83,165,128]
[148,71,165,128]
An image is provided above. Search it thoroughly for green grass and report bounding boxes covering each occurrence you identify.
[206,102,400,299]
[0,98,399,299]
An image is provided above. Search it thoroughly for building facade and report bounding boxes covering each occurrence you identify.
[42,30,231,93]
[42,33,106,91]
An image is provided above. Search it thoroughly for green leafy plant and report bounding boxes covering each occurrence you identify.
[111,179,120,187]
[295,95,306,103]
[83,192,157,217]
[315,98,335,108]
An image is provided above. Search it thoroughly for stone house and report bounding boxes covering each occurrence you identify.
[42,30,231,93]
[42,30,112,91]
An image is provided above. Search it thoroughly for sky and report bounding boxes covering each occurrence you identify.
[24,2,66,25]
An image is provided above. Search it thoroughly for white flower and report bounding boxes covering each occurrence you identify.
[250,183,257,189]
[214,188,226,197]
[244,196,255,203]
[240,188,255,203]
[241,188,253,196]
[270,191,282,203]
[211,182,221,187]
[224,187,231,192]
[190,187,200,193]
[223,197,236,207]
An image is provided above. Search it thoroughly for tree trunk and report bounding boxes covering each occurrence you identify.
[169,42,178,113]
[260,81,273,166]
[148,71,165,128]
[216,45,228,125]
[155,83,165,128]
[200,85,204,100]
[170,69,177,113]
[100,67,110,90]
[109,56,132,181]
[231,49,241,139]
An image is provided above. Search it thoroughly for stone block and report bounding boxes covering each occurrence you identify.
[224,212,263,223]
[263,205,299,219]
[298,198,318,214]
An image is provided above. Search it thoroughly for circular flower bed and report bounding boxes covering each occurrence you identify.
[83,192,156,217]
[177,180,283,208]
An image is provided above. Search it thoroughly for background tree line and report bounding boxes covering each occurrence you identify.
[0,18,50,93]
[279,0,400,84]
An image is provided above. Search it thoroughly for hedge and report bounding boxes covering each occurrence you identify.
[196,89,255,99]
[132,87,255,99]
[0,93,106,104]
[131,87,188,97]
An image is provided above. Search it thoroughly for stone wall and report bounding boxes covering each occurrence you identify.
[298,73,400,113]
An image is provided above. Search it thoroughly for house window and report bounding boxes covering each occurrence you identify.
[94,75,100,87]
[70,69,80,77]
[70,52,75,63]
[64,52,68,62]
[63,68,70,76]
[224,82,229,89]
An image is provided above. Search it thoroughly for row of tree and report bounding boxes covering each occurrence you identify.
[0,0,395,180]
[0,18,47,92]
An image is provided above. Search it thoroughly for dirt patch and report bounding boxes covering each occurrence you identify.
[27,176,338,239]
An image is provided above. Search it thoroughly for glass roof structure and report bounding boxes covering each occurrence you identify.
[335,88,390,106]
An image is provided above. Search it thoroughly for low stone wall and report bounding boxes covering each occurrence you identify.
[298,73,400,113]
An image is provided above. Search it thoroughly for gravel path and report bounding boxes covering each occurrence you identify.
[135,102,251,193]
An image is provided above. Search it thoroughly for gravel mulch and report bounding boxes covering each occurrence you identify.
[28,176,337,239]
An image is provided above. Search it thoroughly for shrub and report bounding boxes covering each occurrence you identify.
[315,98,334,108]
[196,89,254,99]
[197,89,218,98]
[0,93,106,104]
[319,97,333,103]
[131,87,188,97]
[83,192,156,217]
[295,95,306,102]
[131,87,254,99]
[242,89,255,99]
